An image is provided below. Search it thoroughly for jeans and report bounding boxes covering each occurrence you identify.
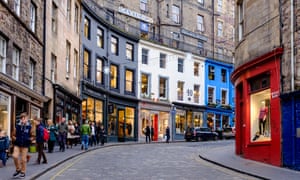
[81,135,89,150]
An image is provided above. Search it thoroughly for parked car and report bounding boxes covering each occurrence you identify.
[184,127,218,141]
[222,127,236,139]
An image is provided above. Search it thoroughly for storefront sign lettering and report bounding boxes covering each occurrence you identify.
[271,90,279,98]
[118,7,153,23]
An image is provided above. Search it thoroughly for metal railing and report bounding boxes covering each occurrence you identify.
[83,0,234,64]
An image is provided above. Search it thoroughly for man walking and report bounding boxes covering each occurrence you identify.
[80,120,90,150]
[12,112,34,179]
[58,117,68,152]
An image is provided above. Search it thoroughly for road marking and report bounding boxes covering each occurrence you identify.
[50,156,84,180]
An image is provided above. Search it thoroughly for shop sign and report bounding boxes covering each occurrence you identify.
[118,7,153,23]
[140,22,149,32]
[271,90,279,98]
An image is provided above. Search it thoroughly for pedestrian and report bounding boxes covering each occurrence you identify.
[145,125,151,143]
[73,122,80,146]
[99,124,106,146]
[150,125,154,141]
[47,119,57,153]
[11,112,34,179]
[95,123,100,145]
[166,126,170,143]
[34,118,47,164]
[80,120,90,150]
[89,121,97,147]
[57,117,68,152]
[67,120,75,149]
[0,130,9,166]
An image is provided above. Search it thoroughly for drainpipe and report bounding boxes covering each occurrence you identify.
[291,0,295,91]
[42,0,47,118]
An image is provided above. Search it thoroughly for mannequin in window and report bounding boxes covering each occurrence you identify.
[258,101,268,135]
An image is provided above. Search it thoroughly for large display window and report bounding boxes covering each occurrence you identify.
[250,89,271,142]
[175,109,186,134]
[0,92,11,137]
[82,97,103,124]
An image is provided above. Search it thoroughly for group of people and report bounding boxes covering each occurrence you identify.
[144,125,170,143]
[2,112,107,179]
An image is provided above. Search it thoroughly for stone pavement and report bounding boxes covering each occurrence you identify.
[0,141,300,180]
[198,143,300,180]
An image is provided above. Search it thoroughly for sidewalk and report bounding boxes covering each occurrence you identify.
[198,143,300,180]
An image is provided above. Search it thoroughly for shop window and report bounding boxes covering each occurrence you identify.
[250,90,271,142]
[0,92,11,137]
[125,107,135,138]
[175,110,185,134]
[207,113,214,130]
[108,106,117,136]
[194,112,203,127]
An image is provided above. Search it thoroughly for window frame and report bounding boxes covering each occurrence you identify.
[110,64,119,89]
[84,17,90,39]
[197,15,204,32]
[208,86,215,104]
[51,53,57,83]
[177,58,184,73]
[29,59,35,89]
[141,48,149,64]
[111,36,119,55]
[177,81,184,101]
[30,2,37,33]
[141,73,150,97]
[126,42,134,61]
[14,0,21,16]
[159,76,168,99]
[83,49,91,80]
[208,65,215,80]
[0,35,7,73]
[125,69,134,93]
[159,53,166,69]
[172,5,180,24]
[96,57,104,85]
[97,27,104,48]
[12,46,20,81]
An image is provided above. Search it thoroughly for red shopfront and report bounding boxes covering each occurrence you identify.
[231,48,283,166]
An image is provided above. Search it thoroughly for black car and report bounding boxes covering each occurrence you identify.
[184,127,218,141]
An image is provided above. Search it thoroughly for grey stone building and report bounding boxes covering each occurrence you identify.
[0,0,48,137]
[44,0,81,124]
[87,0,235,64]
[81,0,139,142]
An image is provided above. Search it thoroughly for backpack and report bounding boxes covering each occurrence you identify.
[42,127,50,141]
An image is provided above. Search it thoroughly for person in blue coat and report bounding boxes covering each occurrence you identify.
[0,130,9,166]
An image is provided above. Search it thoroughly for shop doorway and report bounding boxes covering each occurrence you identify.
[16,98,28,124]
[150,114,158,141]
[117,109,125,142]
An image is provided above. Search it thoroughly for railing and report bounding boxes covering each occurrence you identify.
[83,0,234,64]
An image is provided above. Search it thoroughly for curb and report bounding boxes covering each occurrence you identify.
[198,154,269,180]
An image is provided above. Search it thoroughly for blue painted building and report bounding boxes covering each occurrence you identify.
[204,59,235,130]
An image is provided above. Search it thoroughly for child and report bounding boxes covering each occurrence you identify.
[0,130,10,166]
